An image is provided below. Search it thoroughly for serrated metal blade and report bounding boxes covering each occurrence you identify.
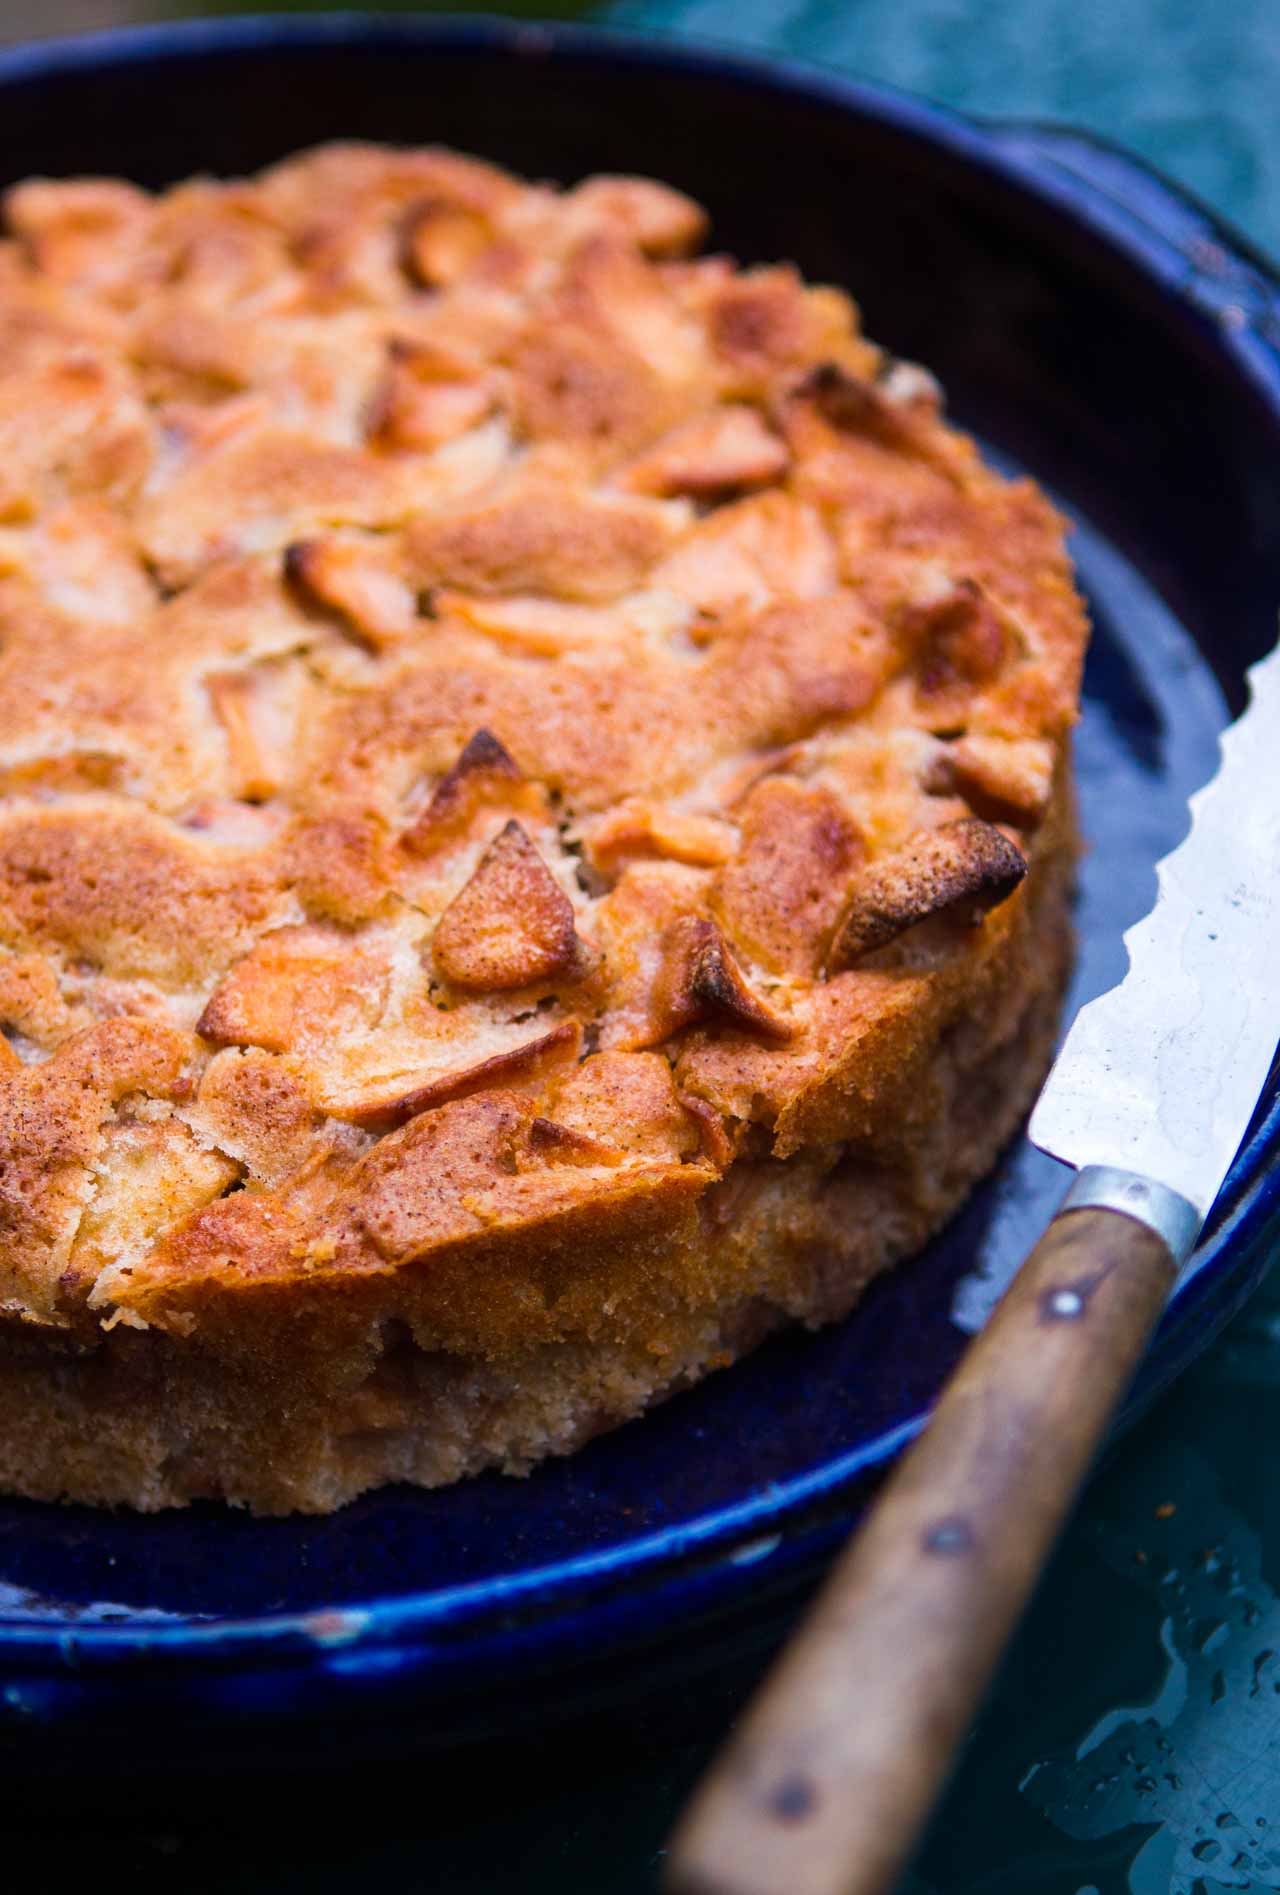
[1030,638,1280,1218]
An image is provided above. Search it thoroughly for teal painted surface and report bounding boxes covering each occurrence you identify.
[0,5,1276,1891]
[610,0,1280,257]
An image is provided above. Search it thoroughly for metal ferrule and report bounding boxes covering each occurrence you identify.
[1059,1165,1203,1269]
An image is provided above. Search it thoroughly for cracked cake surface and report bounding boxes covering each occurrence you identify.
[0,142,1086,1511]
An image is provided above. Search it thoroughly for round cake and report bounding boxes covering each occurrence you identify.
[0,144,1086,1512]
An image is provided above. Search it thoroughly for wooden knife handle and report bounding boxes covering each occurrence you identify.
[664,1205,1177,1895]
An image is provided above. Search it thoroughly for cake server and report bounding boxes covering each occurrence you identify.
[666,638,1280,1895]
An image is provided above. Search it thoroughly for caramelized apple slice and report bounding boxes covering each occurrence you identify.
[284,536,418,652]
[206,652,314,803]
[902,578,1010,702]
[365,339,494,453]
[712,777,864,975]
[403,728,544,857]
[527,1115,621,1167]
[403,483,679,603]
[321,1020,581,1134]
[432,821,586,992]
[197,926,391,1053]
[586,799,737,880]
[939,734,1054,825]
[563,175,707,258]
[652,491,835,622]
[654,915,794,1043]
[618,405,788,498]
[826,817,1026,967]
[206,671,281,803]
[400,199,494,288]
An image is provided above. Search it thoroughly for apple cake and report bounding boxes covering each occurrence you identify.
[0,143,1086,1512]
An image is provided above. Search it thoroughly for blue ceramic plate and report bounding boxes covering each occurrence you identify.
[1,15,1278,1767]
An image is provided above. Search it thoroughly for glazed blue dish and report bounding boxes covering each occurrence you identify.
[0,15,1278,1768]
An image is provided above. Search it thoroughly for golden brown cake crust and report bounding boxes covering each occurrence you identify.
[0,144,1087,1511]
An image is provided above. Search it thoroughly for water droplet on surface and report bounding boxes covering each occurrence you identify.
[1136,1775,1157,1794]
[1192,1838,1222,1862]
[1217,1810,1239,1829]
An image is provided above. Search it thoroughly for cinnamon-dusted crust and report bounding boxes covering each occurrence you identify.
[0,144,1087,1512]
